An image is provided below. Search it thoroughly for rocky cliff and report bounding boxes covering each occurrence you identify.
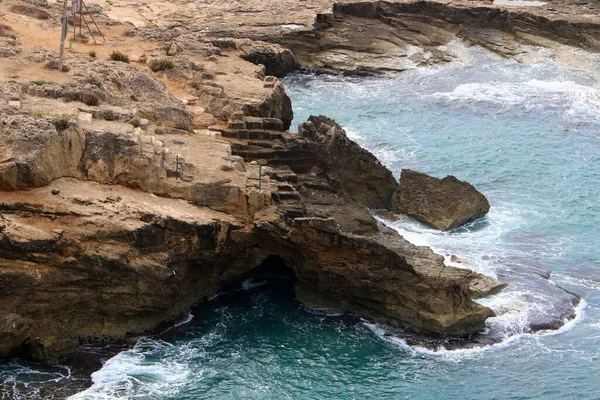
[272,0,600,75]
[7,0,592,364]
[0,74,504,362]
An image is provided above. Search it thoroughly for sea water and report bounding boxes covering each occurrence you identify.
[2,45,600,399]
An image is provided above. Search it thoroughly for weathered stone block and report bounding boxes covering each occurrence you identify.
[244,117,263,130]
[228,120,246,129]
[392,169,490,231]
[263,117,284,131]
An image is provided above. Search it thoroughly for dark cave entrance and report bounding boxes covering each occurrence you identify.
[219,255,296,294]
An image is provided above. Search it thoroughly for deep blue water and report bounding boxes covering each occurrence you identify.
[2,46,600,399]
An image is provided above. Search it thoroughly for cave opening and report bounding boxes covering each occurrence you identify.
[170,254,303,338]
[218,254,296,294]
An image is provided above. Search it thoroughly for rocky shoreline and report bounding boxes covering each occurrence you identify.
[0,0,596,364]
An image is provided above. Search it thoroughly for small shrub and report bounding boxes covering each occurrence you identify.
[53,116,71,132]
[64,91,81,102]
[149,58,175,72]
[89,50,97,58]
[175,123,193,132]
[106,0,113,5]
[0,24,17,39]
[67,15,81,27]
[103,110,115,121]
[84,75,103,88]
[31,80,47,86]
[110,51,129,63]
[189,81,201,90]
[128,117,141,128]
[10,5,50,20]
[81,93,99,106]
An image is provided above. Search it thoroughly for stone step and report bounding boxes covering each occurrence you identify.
[225,130,284,141]
[267,158,317,174]
[277,183,295,192]
[282,205,306,221]
[279,191,302,201]
[248,140,274,149]
[265,167,298,183]
[233,148,316,161]
[231,142,250,152]
[227,117,285,132]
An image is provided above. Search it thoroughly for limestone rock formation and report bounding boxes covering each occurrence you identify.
[238,40,297,78]
[271,0,600,75]
[280,218,495,335]
[0,100,502,362]
[298,115,397,209]
[0,5,514,361]
[0,109,84,190]
[392,169,490,231]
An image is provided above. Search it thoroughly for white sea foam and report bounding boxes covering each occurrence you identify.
[550,273,600,291]
[434,82,527,105]
[69,339,192,400]
[374,203,523,279]
[1,362,72,400]
[305,307,346,317]
[432,79,600,123]
[174,312,194,327]
[364,299,586,361]
[239,279,268,291]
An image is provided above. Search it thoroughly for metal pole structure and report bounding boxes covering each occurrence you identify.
[79,10,98,44]
[58,0,68,72]
[82,1,106,42]
[258,164,262,191]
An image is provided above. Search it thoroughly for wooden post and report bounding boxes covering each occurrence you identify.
[58,0,69,72]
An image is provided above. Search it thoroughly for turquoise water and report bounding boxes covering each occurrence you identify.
[3,46,600,399]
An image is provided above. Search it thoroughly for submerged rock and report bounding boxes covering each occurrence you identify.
[392,169,490,231]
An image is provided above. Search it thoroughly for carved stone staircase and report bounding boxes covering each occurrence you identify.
[213,115,321,221]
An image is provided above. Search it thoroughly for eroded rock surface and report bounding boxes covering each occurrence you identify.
[392,169,491,231]
[7,0,584,363]
[0,84,502,361]
[299,116,398,209]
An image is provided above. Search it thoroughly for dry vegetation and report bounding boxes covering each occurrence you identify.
[0,23,17,39]
[149,58,175,72]
[110,50,130,63]
[10,4,51,20]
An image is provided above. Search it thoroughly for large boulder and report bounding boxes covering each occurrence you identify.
[239,41,297,78]
[392,169,490,230]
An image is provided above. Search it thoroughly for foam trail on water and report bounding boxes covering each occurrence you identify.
[432,79,600,123]
[364,299,586,360]
[174,312,194,327]
[238,278,268,291]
